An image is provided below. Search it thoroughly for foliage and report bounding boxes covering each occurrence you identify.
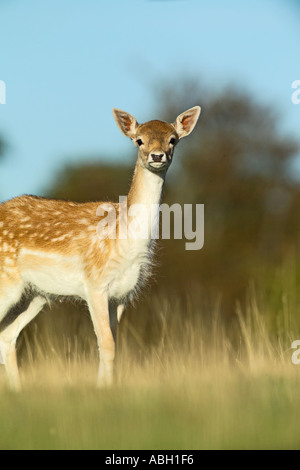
[46,163,132,203]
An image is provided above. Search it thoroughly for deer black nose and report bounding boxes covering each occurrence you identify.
[151,153,164,162]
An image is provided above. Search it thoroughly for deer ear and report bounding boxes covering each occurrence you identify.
[174,106,201,139]
[112,108,138,139]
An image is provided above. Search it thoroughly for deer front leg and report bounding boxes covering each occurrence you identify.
[87,290,115,388]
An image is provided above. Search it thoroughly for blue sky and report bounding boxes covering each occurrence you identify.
[0,0,299,201]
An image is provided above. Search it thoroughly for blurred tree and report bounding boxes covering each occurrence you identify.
[156,81,300,310]
[158,83,300,307]
[46,81,300,315]
[47,162,132,202]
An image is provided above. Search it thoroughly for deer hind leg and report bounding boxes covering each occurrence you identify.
[0,278,24,389]
[0,295,46,390]
[117,303,126,323]
[108,300,125,341]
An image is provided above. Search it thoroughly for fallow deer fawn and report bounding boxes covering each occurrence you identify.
[0,106,201,389]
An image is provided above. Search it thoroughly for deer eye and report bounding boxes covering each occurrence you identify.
[136,139,143,146]
[170,137,176,145]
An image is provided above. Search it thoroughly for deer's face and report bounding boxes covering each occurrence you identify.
[112,106,201,173]
[134,121,178,173]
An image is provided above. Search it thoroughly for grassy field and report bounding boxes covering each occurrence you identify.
[1,272,300,450]
[1,365,300,450]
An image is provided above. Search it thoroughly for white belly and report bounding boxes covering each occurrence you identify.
[19,248,86,298]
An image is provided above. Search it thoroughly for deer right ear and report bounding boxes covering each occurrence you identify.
[112,109,138,139]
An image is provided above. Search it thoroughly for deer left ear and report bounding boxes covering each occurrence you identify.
[112,108,138,139]
[174,106,201,139]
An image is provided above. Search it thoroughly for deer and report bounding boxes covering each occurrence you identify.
[0,106,201,390]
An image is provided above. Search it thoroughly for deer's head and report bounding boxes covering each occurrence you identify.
[113,106,201,173]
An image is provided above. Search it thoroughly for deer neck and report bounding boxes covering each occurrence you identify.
[126,160,165,241]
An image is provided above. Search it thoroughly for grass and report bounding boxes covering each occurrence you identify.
[1,370,300,450]
[1,273,300,450]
